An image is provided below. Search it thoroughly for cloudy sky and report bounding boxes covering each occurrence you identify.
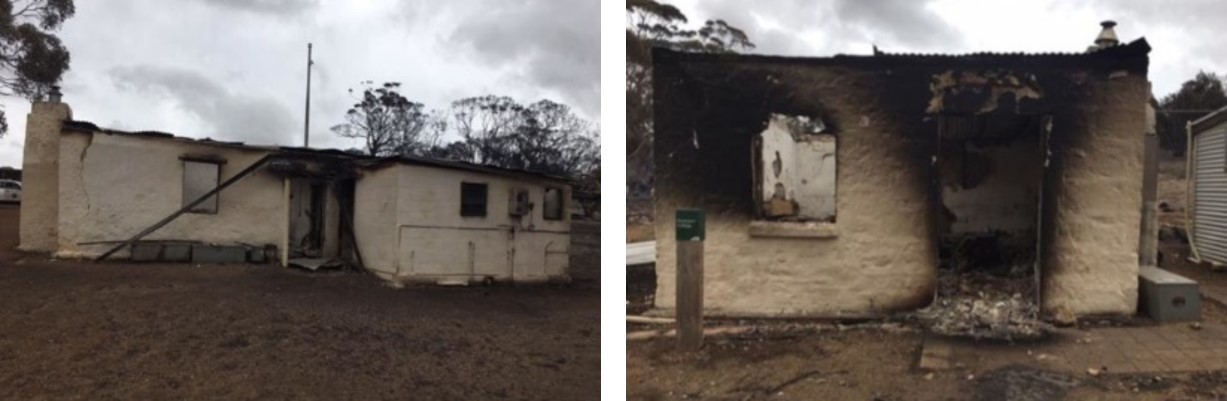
[666,0,1222,103]
[0,0,599,167]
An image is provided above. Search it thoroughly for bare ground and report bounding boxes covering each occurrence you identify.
[628,238,1227,400]
[0,204,599,400]
[628,305,1227,401]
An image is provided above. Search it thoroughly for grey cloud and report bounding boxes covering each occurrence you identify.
[108,65,296,146]
[694,0,964,55]
[194,0,318,16]
[829,0,963,49]
[415,0,599,118]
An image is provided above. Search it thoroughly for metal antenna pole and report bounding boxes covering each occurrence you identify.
[304,43,313,147]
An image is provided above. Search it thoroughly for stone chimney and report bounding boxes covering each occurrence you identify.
[18,88,71,253]
[1091,20,1119,51]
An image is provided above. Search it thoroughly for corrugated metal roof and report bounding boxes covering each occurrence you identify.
[657,38,1151,69]
[868,38,1150,59]
[1190,105,1227,135]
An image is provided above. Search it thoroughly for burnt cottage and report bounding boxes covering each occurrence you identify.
[652,22,1156,318]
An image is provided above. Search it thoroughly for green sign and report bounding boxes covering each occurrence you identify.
[676,209,706,241]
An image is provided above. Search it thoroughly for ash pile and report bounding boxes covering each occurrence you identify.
[919,269,1054,341]
[922,235,1055,343]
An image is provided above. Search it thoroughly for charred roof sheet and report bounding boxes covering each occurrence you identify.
[655,38,1150,73]
[360,155,571,183]
[61,119,568,183]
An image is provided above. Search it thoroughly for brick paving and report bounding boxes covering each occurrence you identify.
[925,323,1227,374]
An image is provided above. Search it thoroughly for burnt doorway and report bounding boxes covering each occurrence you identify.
[289,178,327,258]
[927,113,1052,339]
[336,179,356,262]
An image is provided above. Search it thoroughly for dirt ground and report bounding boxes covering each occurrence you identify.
[628,293,1227,401]
[0,204,599,400]
[628,222,1227,399]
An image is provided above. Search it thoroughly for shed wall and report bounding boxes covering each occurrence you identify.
[356,164,571,284]
[1192,120,1227,264]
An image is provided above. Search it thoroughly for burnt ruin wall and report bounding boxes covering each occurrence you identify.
[652,56,938,317]
[652,50,1148,317]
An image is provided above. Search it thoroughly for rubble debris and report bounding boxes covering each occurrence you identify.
[939,231,1035,273]
[919,271,1053,340]
[288,258,347,271]
[1051,307,1077,327]
[975,365,1079,401]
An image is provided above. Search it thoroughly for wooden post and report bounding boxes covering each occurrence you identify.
[281,177,291,267]
[675,209,705,351]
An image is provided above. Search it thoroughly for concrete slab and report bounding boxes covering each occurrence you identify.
[1139,266,1201,322]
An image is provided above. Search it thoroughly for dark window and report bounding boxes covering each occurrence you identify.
[183,161,221,214]
[460,182,488,217]
[543,187,564,220]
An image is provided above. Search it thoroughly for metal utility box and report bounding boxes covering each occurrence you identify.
[1138,266,1201,322]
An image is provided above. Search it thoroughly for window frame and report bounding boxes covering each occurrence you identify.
[543,187,564,221]
[460,182,489,217]
[749,115,839,238]
[182,159,222,214]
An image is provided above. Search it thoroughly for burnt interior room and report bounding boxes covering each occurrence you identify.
[936,112,1047,302]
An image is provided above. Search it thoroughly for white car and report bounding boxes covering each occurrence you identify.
[0,179,20,202]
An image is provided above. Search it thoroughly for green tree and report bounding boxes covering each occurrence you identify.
[331,81,440,157]
[0,0,76,137]
[1157,71,1227,156]
[626,0,753,195]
